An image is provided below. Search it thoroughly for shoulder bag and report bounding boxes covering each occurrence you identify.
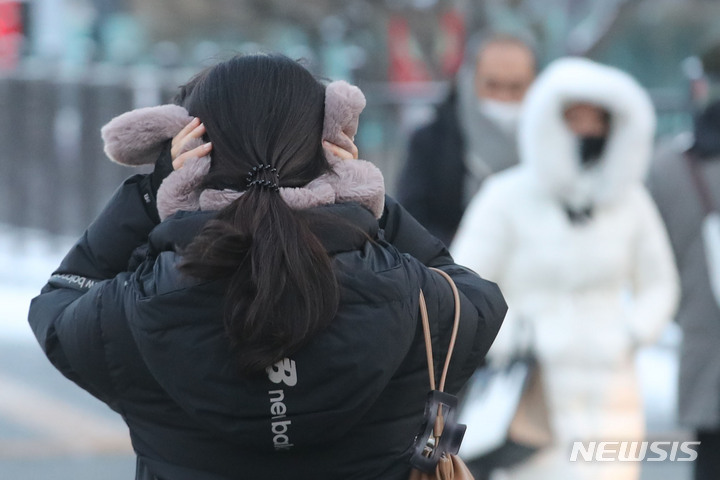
[408,267,474,480]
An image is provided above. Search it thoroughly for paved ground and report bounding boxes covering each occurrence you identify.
[0,226,136,479]
[0,342,136,479]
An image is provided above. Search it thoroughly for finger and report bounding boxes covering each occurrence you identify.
[172,123,207,159]
[338,133,359,159]
[172,142,212,170]
[344,134,360,159]
[172,117,200,150]
[322,141,354,160]
[172,141,212,170]
[172,122,206,158]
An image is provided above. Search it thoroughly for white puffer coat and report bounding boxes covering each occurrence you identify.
[452,58,680,480]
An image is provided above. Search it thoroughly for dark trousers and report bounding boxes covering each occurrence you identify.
[696,429,720,480]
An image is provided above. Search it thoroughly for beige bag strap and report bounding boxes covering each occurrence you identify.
[419,267,462,393]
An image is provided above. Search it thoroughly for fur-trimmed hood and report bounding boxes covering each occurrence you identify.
[519,57,656,208]
[101,81,385,221]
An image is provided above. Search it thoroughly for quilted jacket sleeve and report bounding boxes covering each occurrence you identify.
[28,174,159,404]
[380,195,451,267]
[382,194,507,392]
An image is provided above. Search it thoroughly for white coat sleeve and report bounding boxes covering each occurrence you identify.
[451,178,520,362]
[450,178,510,281]
[628,186,680,345]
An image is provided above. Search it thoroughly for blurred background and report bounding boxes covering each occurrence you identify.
[1,0,717,478]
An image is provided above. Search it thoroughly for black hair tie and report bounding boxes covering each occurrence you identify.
[245,164,280,192]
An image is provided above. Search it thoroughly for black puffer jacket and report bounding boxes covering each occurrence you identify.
[397,94,466,246]
[28,174,506,480]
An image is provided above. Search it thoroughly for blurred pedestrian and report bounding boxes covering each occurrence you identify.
[27,54,507,480]
[396,33,537,245]
[647,44,720,480]
[452,58,679,480]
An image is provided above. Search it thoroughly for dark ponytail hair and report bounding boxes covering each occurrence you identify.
[179,54,339,375]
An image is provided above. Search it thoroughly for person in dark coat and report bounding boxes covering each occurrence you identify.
[396,34,536,245]
[28,54,507,480]
[648,98,720,480]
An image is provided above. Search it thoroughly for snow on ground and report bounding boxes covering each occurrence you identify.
[0,224,75,343]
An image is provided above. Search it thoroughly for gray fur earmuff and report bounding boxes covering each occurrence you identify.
[100,81,384,220]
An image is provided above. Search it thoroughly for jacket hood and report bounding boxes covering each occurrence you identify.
[519,57,656,208]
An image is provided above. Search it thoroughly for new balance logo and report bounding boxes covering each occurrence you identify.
[267,358,298,451]
[267,358,297,386]
[49,273,98,291]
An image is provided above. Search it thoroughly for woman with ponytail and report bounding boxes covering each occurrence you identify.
[28,54,506,480]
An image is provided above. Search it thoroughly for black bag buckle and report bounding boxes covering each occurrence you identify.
[409,390,467,473]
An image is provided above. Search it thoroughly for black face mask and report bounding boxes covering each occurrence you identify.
[579,136,607,165]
